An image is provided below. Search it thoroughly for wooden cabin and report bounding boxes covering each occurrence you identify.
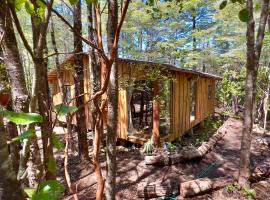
[48,53,221,144]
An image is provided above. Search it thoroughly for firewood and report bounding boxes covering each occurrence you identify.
[145,130,226,165]
[137,180,179,198]
[180,178,213,197]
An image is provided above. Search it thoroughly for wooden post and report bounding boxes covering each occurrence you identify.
[153,81,159,146]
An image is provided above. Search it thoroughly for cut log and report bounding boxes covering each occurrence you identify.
[179,177,232,198]
[250,157,270,182]
[145,128,227,165]
[137,180,179,198]
[180,178,213,197]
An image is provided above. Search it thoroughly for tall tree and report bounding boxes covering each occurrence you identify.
[9,0,55,182]
[106,0,118,198]
[238,0,269,187]
[73,0,89,161]
[0,0,29,174]
[0,112,24,199]
[88,3,100,139]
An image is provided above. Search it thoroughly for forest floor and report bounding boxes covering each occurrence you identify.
[55,117,270,200]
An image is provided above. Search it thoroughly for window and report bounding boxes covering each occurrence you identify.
[208,85,212,99]
[190,79,196,122]
[63,85,71,103]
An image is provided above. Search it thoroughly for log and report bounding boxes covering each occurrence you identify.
[137,180,179,198]
[251,157,270,182]
[144,154,171,165]
[180,178,213,197]
[179,177,232,198]
[145,129,226,165]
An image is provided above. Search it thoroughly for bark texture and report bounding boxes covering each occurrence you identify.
[31,0,55,180]
[0,7,28,174]
[0,114,24,199]
[74,0,89,161]
[238,0,269,187]
[106,0,118,199]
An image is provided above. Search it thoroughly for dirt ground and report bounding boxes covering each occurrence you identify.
[56,118,270,200]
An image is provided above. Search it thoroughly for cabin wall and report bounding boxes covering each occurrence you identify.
[49,56,92,129]
[117,61,217,142]
[170,72,216,141]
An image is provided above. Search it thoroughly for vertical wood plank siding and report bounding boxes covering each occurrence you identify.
[49,56,218,142]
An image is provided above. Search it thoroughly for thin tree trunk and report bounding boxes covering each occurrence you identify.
[0,113,24,199]
[106,0,118,198]
[0,2,29,175]
[30,0,55,180]
[73,0,89,161]
[87,3,100,138]
[263,16,270,131]
[238,0,269,187]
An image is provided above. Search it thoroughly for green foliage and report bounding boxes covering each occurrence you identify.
[195,131,209,146]
[24,188,37,198]
[11,129,36,143]
[48,156,57,174]
[24,180,64,200]
[52,133,64,150]
[226,182,240,192]
[24,2,35,15]
[69,0,79,5]
[219,1,227,10]
[54,104,77,116]
[2,110,43,125]
[242,187,256,199]
[238,8,250,22]
[164,142,176,151]
[142,135,154,154]
[14,0,26,11]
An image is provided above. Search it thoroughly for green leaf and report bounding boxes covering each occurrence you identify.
[69,0,79,5]
[2,110,43,125]
[24,188,37,198]
[236,0,245,4]
[11,129,36,143]
[48,156,57,174]
[37,180,64,200]
[230,0,237,2]
[54,104,77,116]
[25,1,35,15]
[238,8,250,22]
[14,0,26,11]
[37,8,45,20]
[219,1,227,10]
[146,0,154,6]
[37,0,46,8]
[52,133,64,150]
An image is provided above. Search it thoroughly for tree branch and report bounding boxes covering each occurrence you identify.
[39,0,109,63]
[8,3,35,60]
[37,0,54,54]
[109,0,130,62]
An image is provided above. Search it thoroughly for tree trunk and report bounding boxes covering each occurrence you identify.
[106,0,118,198]
[153,81,160,146]
[238,0,269,187]
[0,2,30,175]
[263,17,270,131]
[0,113,24,199]
[87,3,100,137]
[30,0,55,180]
[73,0,89,161]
